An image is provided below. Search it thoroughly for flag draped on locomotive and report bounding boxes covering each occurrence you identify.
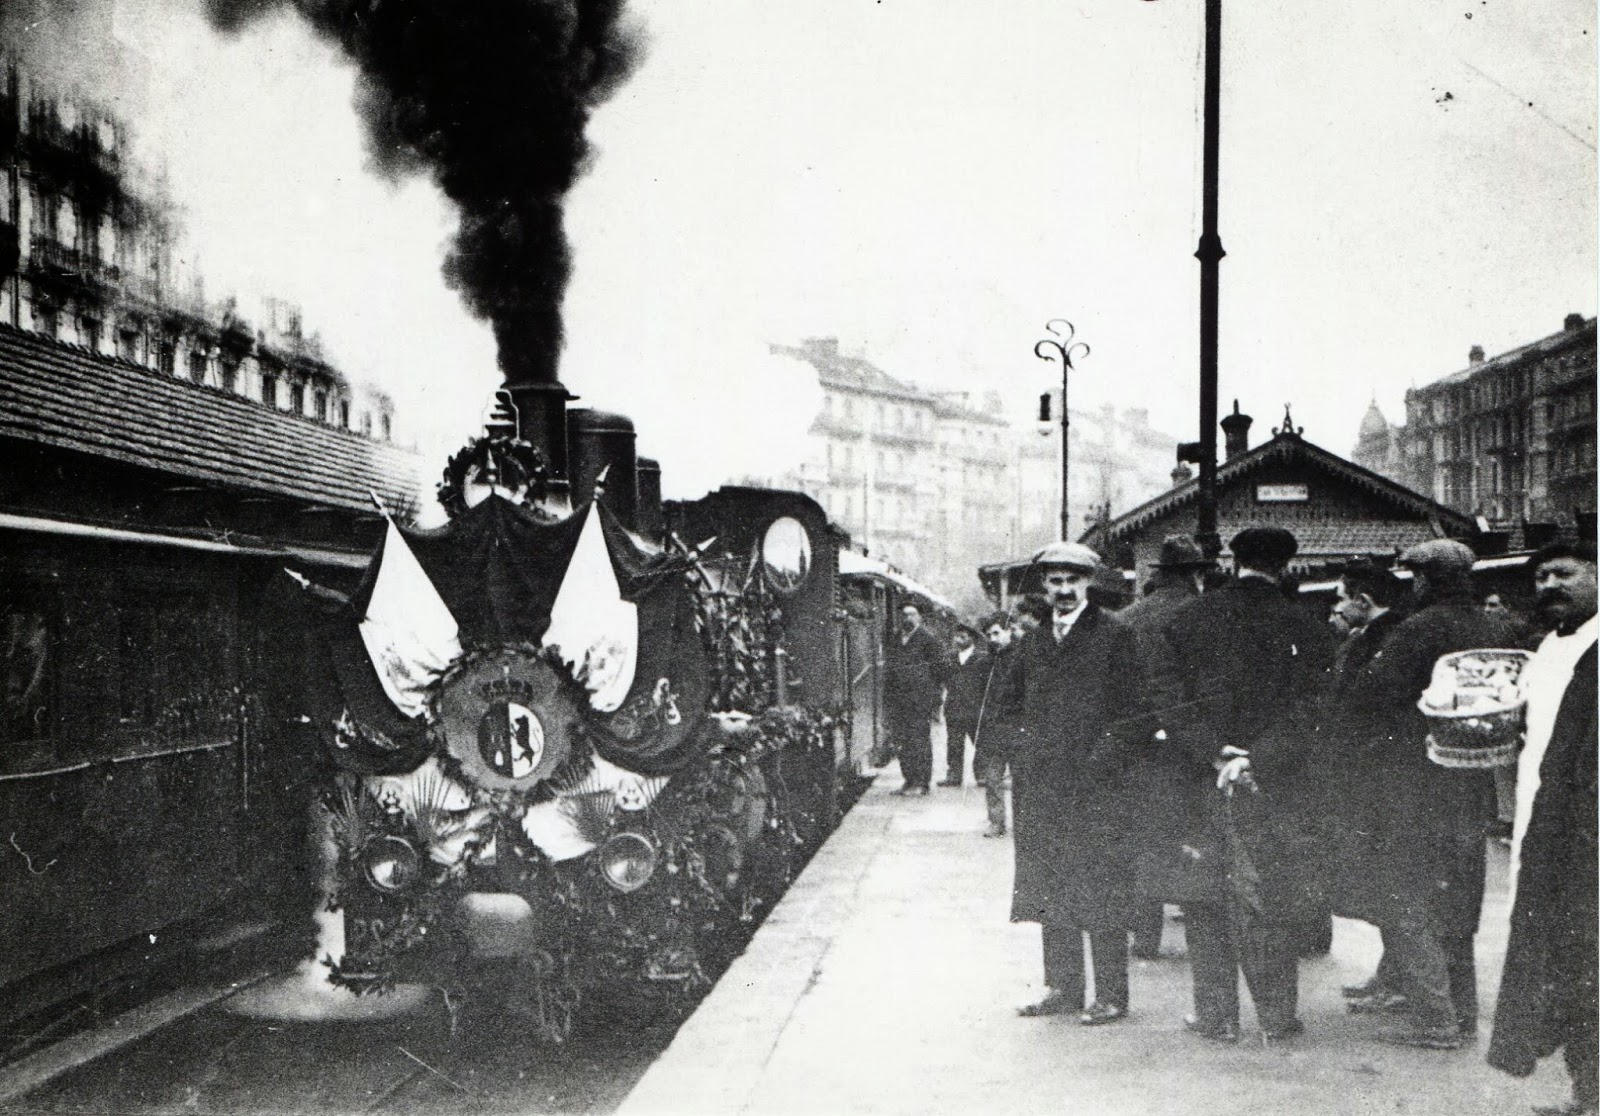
[277,424,844,1040]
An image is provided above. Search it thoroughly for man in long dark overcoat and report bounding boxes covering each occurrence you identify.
[996,541,1145,1025]
[1156,526,1335,1043]
[1122,535,1212,959]
[884,602,945,796]
[1489,541,1598,1114]
[939,624,989,787]
[1322,561,1408,1006]
[1344,538,1527,1049]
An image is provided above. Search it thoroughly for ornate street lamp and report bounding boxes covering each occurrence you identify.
[1034,318,1091,541]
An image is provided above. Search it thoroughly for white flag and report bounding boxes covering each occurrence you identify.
[359,521,461,719]
[543,505,638,713]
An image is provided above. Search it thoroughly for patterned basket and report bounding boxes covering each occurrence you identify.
[1417,649,1531,770]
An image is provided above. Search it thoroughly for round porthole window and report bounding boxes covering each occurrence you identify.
[761,516,812,595]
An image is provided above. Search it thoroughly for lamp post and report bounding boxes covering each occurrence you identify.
[1034,318,1091,542]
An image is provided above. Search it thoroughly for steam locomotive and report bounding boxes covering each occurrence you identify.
[261,390,954,1041]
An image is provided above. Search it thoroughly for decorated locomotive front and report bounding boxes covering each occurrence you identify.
[283,421,838,1041]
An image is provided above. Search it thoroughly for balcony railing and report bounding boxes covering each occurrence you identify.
[28,237,122,291]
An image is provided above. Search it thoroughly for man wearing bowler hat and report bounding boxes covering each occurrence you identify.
[1156,526,1335,1043]
[996,541,1145,1025]
[1122,535,1213,960]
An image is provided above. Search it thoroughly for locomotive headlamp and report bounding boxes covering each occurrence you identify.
[363,835,422,893]
[597,831,658,893]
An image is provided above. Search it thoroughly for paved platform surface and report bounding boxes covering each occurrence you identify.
[619,770,1572,1116]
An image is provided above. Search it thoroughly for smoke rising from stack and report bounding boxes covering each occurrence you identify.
[200,0,644,387]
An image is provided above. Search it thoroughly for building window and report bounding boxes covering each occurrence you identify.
[290,383,305,414]
[221,361,238,394]
[118,328,141,362]
[158,339,176,375]
[261,373,278,407]
[1,596,53,752]
[361,411,373,436]
[339,400,351,428]
[188,350,208,383]
[81,318,101,352]
[381,414,392,441]
[35,304,58,339]
[313,390,328,422]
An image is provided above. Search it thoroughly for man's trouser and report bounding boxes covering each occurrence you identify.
[889,707,932,789]
[1130,902,1166,957]
[945,716,976,783]
[1042,924,1129,1010]
[977,751,1009,829]
[1183,902,1299,1033]
[1384,901,1477,1032]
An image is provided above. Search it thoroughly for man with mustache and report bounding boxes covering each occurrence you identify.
[1489,540,1597,1116]
[998,542,1144,1025]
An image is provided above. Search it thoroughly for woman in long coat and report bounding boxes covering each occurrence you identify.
[996,578,1145,1022]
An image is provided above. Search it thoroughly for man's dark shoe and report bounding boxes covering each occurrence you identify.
[893,784,929,797]
[1079,1002,1126,1026]
[1373,1023,1464,1050]
[937,777,962,787]
[983,822,1007,838]
[1184,1014,1240,1043]
[1342,975,1388,999]
[1263,1018,1305,1042]
[1018,989,1073,1017]
[1347,991,1409,1015]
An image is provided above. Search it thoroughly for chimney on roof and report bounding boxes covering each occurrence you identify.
[1220,399,1252,460]
[1468,345,1485,365]
[1170,461,1193,487]
[1564,313,1587,332]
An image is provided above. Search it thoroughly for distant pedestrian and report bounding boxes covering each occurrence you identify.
[1122,535,1212,961]
[885,602,945,797]
[998,542,1145,1026]
[974,612,1015,835]
[939,625,988,787]
[1489,540,1597,1116]
[1343,539,1528,1050]
[1155,526,1336,1044]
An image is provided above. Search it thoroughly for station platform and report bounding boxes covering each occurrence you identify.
[618,773,1571,1116]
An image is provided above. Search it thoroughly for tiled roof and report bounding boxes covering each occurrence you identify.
[1084,432,1478,544]
[0,324,421,513]
[1216,521,1438,558]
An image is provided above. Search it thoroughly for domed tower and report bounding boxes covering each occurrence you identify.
[1352,399,1398,479]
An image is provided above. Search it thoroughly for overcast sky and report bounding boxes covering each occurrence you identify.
[49,0,1599,498]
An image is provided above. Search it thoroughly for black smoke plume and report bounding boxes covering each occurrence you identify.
[203,0,643,386]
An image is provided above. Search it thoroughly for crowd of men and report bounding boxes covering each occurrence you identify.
[880,528,1597,1116]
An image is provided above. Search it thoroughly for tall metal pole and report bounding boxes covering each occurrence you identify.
[1193,0,1224,559]
[1034,319,1090,542]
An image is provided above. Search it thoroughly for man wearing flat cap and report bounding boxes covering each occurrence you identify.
[1121,535,1213,959]
[1343,537,1528,1050]
[1154,525,1336,1043]
[996,541,1146,1025]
